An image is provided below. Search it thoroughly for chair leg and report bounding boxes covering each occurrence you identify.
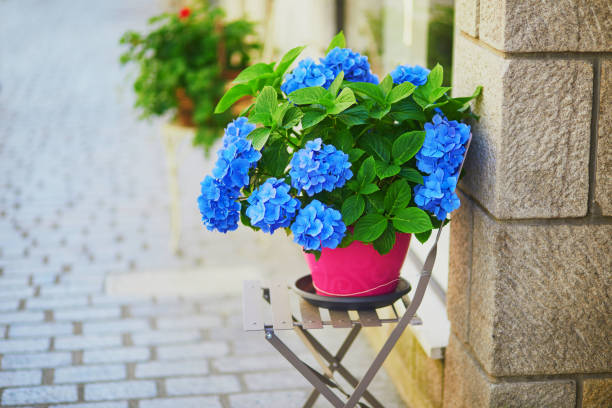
[264,328,345,408]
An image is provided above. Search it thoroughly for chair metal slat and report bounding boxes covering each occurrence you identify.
[269,280,293,330]
[299,298,323,329]
[242,280,264,331]
[329,309,352,328]
[357,309,382,327]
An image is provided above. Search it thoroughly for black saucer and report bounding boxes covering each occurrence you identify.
[292,275,411,311]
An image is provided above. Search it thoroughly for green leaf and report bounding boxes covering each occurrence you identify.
[367,191,385,213]
[328,71,344,96]
[344,82,386,105]
[288,86,330,105]
[281,107,303,129]
[399,167,423,184]
[425,63,444,90]
[338,231,355,248]
[361,133,391,162]
[348,148,365,162]
[388,98,426,122]
[392,207,433,233]
[335,130,353,152]
[353,213,388,242]
[359,183,380,195]
[255,86,277,116]
[247,127,271,150]
[337,105,370,127]
[373,224,397,255]
[341,195,365,226]
[302,110,327,128]
[326,31,346,53]
[261,137,291,177]
[357,156,376,184]
[327,88,356,115]
[379,74,393,97]
[275,45,306,76]
[387,81,416,104]
[415,229,432,244]
[233,63,274,84]
[384,180,412,214]
[374,160,401,179]
[392,131,426,165]
[215,84,252,113]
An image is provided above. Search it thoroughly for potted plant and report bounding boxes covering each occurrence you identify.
[119,1,260,151]
[199,32,481,297]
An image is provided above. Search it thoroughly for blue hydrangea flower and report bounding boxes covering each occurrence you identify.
[390,64,430,86]
[212,117,261,190]
[320,47,378,84]
[291,200,346,251]
[289,138,353,196]
[414,170,460,221]
[414,114,470,220]
[281,58,336,95]
[246,178,301,234]
[197,176,241,233]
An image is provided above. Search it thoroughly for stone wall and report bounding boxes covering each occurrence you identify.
[446,1,612,407]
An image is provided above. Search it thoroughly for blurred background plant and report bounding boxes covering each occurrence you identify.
[119,0,261,152]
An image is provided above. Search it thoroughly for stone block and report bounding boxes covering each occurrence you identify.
[453,34,592,218]
[229,391,308,408]
[9,322,73,338]
[140,397,222,408]
[135,360,210,378]
[51,403,128,408]
[243,370,308,391]
[456,0,479,37]
[54,334,122,350]
[595,59,612,215]
[0,370,42,387]
[582,378,612,408]
[444,334,577,407]
[165,376,241,396]
[2,385,78,405]
[130,329,201,346]
[54,364,126,383]
[469,206,612,376]
[83,346,150,364]
[84,381,157,401]
[156,342,229,360]
[447,191,474,343]
[480,0,612,52]
[2,351,71,369]
[0,338,49,353]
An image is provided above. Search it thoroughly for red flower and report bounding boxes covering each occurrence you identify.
[179,7,191,19]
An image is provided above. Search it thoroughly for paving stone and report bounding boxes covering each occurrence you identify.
[229,391,308,408]
[135,360,209,378]
[0,287,35,299]
[0,299,19,312]
[82,319,149,334]
[9,322,73,338]
[0,311,44,324]
[54,334,123,350]
[0,370,42,387]
[582,378,612,408]
[2,351,72,369]
[54,364,126,383]
[54,306,121,321]
[83,347,150,364]
[26,296,89,310]
[165,375,241,396]
[129,303,196,317]
[0,338,49,353]
[452,33,592,219]
[157,342,229,360]
[243,370,309,391]
[85,380,157,401]
[212,354,289,373]
[155,315,222,330]
[51,403,128,408]
[2,385,78,405]
[479,0,612,52]
[131,330,201,346]
[139,396,222,408]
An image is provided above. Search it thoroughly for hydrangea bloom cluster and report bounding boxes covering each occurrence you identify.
[414,114,471,220]
[289,138,353,196]
[390,64,430,86]
[291,200,346,251]
[246,178,301,234]
[197,176,241,233]
[280,58,335,95]
[320,47,379,84]
[212,117,261,190]
[198,117,259,232]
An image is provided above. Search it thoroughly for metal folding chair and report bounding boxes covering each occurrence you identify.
[241,225,443,408]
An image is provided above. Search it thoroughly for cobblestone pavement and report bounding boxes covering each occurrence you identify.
[0,1,405,407]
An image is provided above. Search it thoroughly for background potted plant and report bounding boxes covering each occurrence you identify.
[200,32,481,297]
[119,1,260,151]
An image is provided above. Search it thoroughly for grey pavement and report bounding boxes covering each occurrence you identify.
[0,0,405,407]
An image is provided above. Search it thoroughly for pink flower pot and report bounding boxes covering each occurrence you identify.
[304,233,412,297]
